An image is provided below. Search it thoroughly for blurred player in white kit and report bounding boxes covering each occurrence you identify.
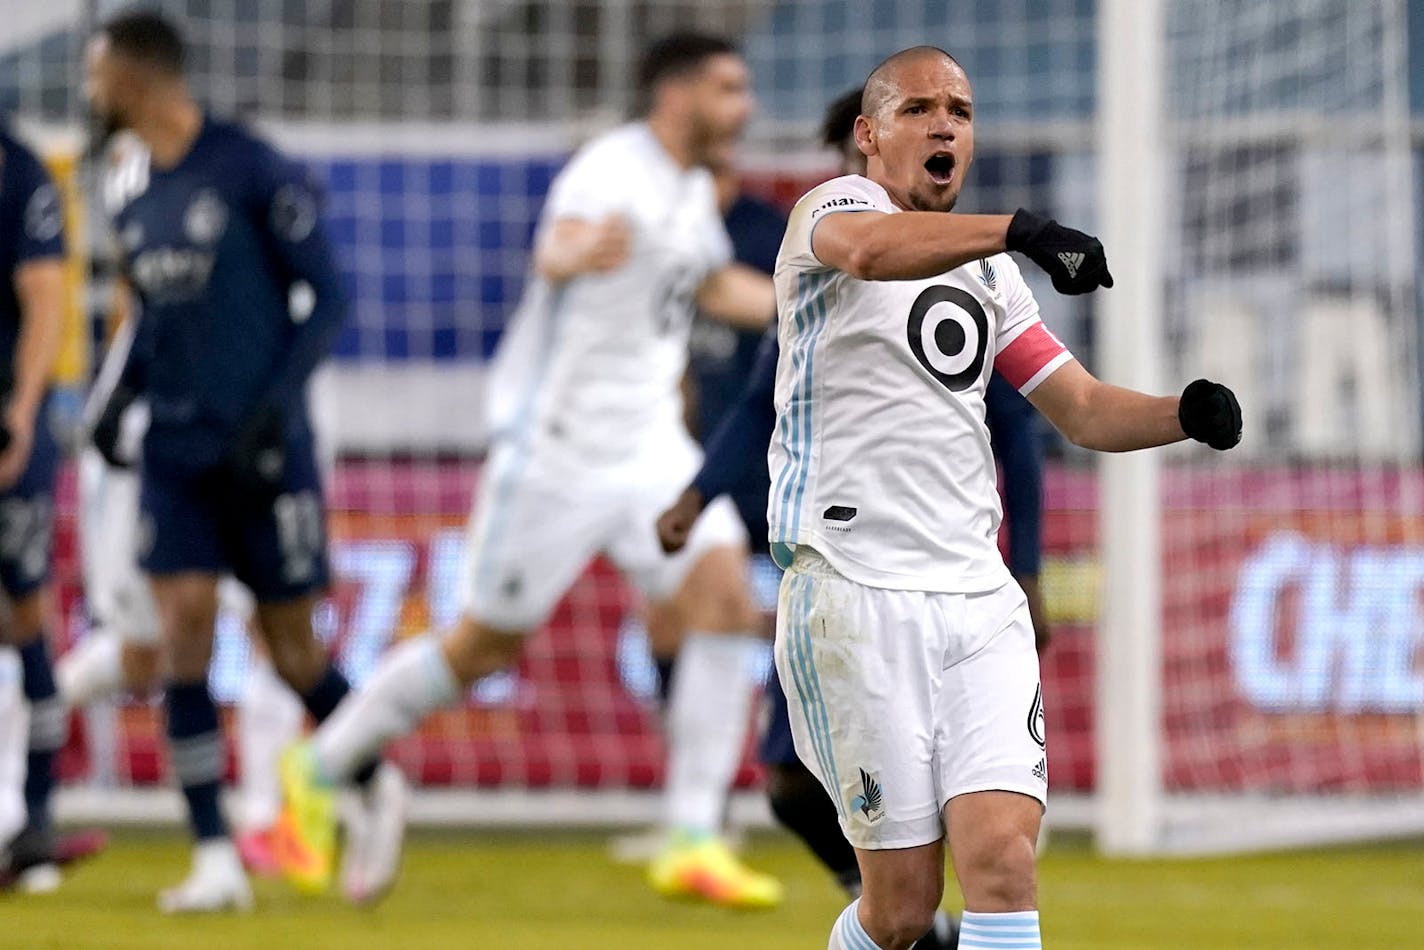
[279,33,783,909]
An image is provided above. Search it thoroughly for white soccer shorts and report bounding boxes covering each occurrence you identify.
[461,430,746,631]
[79,449,254,644]
[775,546,1046,851]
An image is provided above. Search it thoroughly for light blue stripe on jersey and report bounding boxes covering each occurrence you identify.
[788,272,832,541]
[472,285,565,606]
[773,271,829,541]
[788,571,844,821]
[769,272,815,538]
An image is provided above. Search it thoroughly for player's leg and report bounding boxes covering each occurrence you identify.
[148,569,251,912]
[8,593,65,863]
[621,495,779,907]
[764,680,862,895]
[0,647,30,886]
[300,444,601,784]
[935,582,1047,949]
[776,551,953,948]
[61,449,164,705]
[233,621,305,878]
[141,462,252,913]
[0,414,106,889]
[222,435,390,896]
[280,443,600,899]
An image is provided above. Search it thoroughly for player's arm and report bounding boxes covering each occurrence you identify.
[658,332,779,553]
[813,207,1111,294]
[252,159,347,417]
[1026,360,1241,453]
[533,215,631,283]
[11,259,65,423]
[694,263,775,330]
[0,164,66,488]
[89,279,148,469]
[986,376,1050,651]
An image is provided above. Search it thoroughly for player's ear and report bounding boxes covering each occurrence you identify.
[853,114,877,158]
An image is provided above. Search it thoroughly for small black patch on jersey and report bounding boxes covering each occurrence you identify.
[823,505,858,522]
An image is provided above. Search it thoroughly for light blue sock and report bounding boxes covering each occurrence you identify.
[829,898,882,950]
[959,910,1042,949]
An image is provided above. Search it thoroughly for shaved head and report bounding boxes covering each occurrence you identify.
[862,46,962,120]
[850,45,975,212]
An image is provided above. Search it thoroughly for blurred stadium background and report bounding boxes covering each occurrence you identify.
[2,0,1423,944]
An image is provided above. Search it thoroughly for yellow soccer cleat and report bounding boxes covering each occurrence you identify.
[273,743,337,895]
[647,832,784,910]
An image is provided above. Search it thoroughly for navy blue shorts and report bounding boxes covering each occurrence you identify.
[0,403,59,598]
[139,434,330,602]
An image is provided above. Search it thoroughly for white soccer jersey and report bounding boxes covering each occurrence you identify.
[768,175,1072,593]
[487,123,733,464]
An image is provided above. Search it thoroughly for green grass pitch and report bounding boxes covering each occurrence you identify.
[4,829,1421,948]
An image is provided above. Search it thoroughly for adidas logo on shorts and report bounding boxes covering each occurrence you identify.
[1032,757,1047,782]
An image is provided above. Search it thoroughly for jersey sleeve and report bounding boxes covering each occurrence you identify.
[4,145,65,266]
[991,254,1073,395]
[779,175,885,272]
[540,144,628,223]
[702,192,734,272]
[692,328,779,501]
[248,138,348,414]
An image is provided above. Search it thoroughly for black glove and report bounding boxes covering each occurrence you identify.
[224,405,287,502]
[1006,209,1114,295]
[92,385,139,469]
[1178,379,1242,450]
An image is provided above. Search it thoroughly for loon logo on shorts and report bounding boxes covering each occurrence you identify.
[849,768,884,823]
[1027,684,1046,749]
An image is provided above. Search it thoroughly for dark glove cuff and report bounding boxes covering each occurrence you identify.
[1005,209,1049,253]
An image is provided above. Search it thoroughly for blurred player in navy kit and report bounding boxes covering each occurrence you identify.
[83,10,400,912]
[0,122,109,892]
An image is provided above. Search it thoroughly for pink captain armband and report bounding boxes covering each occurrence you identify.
[994,322,1072,395]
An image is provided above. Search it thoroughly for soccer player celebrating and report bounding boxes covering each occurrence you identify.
[0,122,108,891]
[278,34,782,909]
[82,11,399,912]
[768,48,1239,950]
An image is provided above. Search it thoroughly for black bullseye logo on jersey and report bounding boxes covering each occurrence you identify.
[906,285,989,392]
[1028,683,1046,749]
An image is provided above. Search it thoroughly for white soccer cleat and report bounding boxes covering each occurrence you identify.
[16,862,62,894]
[340,762,409,906]
[157,838,254,914]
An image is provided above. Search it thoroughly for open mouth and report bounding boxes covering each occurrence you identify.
[924,153,956,185]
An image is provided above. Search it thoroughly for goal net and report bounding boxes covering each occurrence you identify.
[2,0,1420,850]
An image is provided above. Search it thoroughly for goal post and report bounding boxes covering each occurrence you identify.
[1095,0,1166,857]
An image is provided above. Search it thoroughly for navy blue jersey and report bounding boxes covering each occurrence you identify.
[108,117,346,472]
[687,194,786,548]
[0,128,65,398]
[693,341,1045,578]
